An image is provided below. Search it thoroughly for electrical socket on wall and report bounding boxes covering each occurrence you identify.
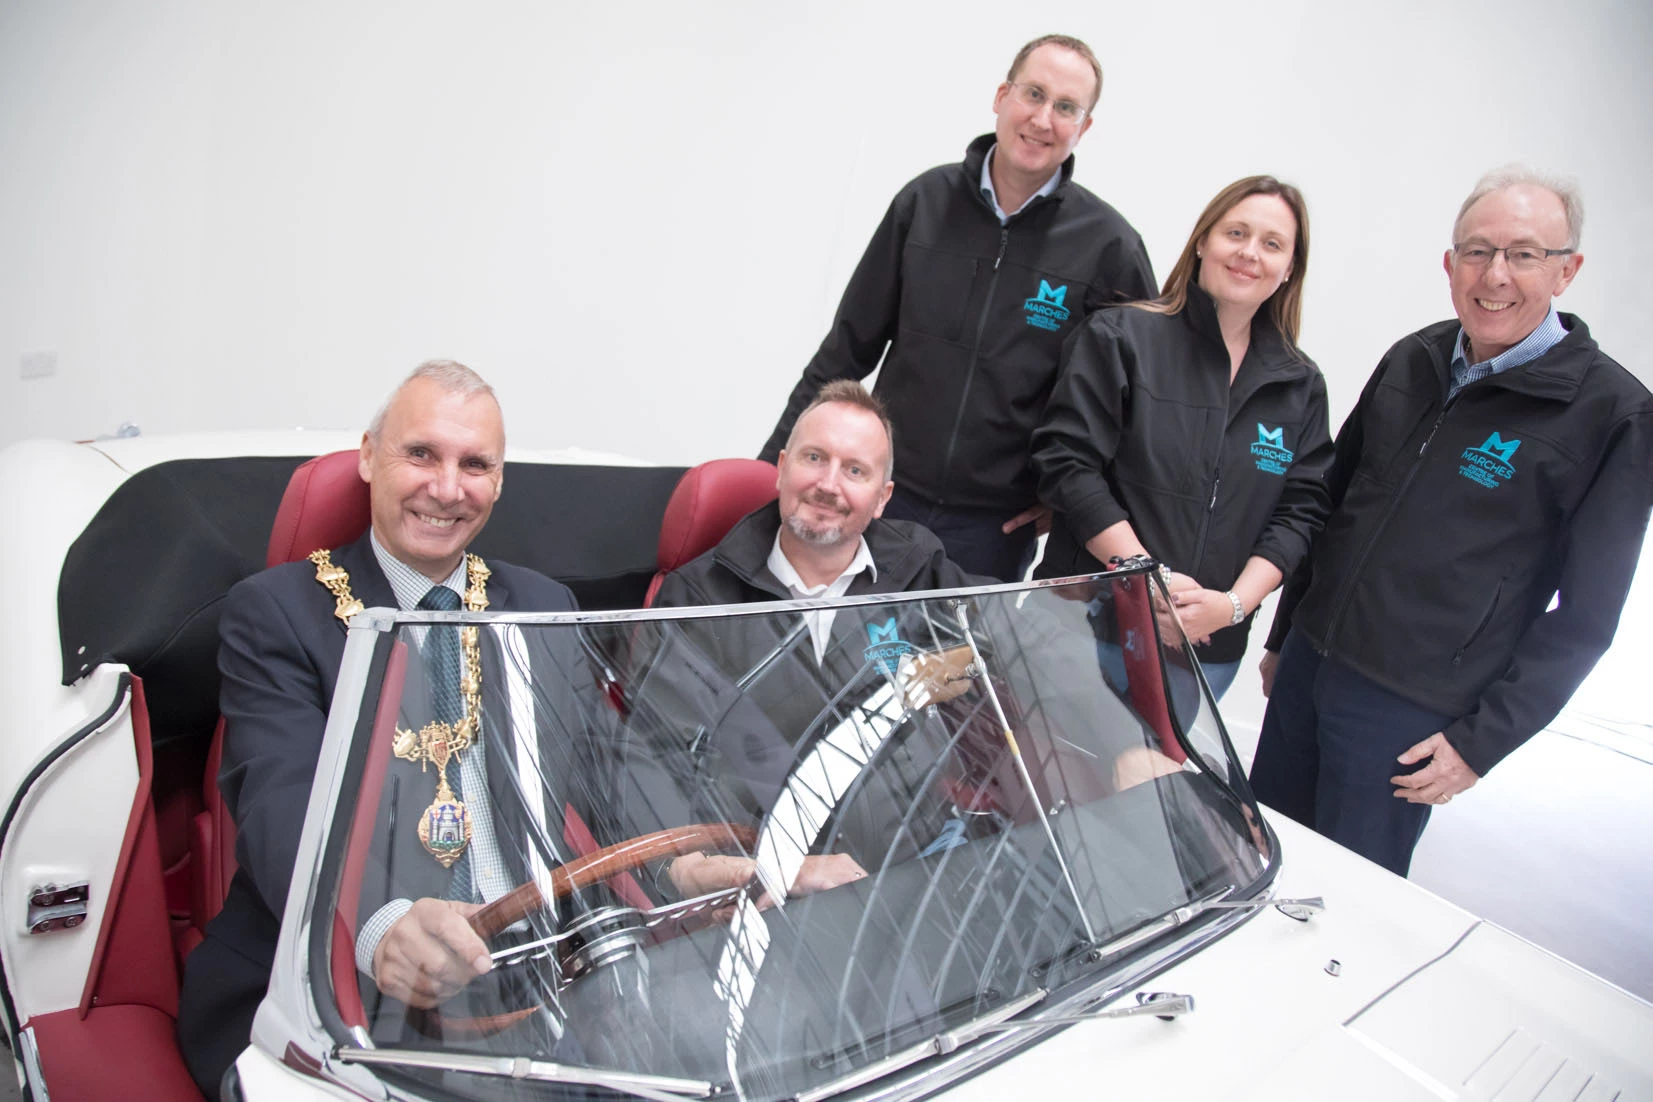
[20,351,57,380]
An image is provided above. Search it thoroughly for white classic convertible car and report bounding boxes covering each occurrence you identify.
[1,432,1648,1102]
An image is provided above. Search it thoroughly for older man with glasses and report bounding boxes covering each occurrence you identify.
[759,34,1155,583]
[1250,166,1653,877]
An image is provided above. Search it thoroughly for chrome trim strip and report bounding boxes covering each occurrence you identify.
[350,569,1139,631]
[17,1025,49,1102]
[248,626,387,1093]
[334,1047,713,1097]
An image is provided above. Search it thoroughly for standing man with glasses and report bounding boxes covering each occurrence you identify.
[1249,167,1653,876]
[759,34,1155,582]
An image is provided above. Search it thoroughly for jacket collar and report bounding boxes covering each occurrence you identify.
[1418,314,1596,403]
[963,133,1074,218]
[1182,282,1313,412]
[713,503,935,598]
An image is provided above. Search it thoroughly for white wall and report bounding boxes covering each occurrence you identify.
[2,0,1650,727]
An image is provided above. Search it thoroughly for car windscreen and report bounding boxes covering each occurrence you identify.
[304,568,1270,1100]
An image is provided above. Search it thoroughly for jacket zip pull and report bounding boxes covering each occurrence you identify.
[1418,410,1446,456]
[1208,477,1221,510]
[993,227,1009,271]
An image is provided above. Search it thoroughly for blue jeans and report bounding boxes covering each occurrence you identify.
[881,485,1037,583]
[1248,630,1454,876]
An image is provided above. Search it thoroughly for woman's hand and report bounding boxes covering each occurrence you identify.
[1168,587,1236,645]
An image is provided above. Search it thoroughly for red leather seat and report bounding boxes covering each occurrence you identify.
[263,449,372,569]
[188,450,370,937]
[645,459,778,607]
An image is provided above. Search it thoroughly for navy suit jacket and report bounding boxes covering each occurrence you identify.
[180,535,583,1085]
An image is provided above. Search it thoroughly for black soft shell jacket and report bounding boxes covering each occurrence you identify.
[1032,288,1335,662]
[653,505,979,608]
[641,507,980,846]
[1270,316,1653,775]
[760,134,1156,511]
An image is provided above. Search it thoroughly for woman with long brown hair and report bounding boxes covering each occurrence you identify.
[1032,176,1334,698]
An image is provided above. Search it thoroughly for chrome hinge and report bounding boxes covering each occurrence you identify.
[27,882,90,934]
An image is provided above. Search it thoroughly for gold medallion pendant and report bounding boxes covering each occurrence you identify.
[415,735,472,869]
[312,549,491,868]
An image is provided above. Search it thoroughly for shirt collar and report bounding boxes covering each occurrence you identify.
[766,532,878,596]
[369,530,469,611]
[979,144,1062,224]
[1451,303,1568,377]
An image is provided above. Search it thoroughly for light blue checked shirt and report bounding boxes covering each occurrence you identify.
[1448,304,1568,401]
[354,534,518,973]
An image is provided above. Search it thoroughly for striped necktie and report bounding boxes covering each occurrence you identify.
[417,585,474,900]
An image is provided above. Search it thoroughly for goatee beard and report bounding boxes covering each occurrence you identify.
[785,512,846,547]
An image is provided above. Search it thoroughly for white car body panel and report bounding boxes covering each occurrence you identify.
[0,669,136,1022]
[952,817,1653,1100]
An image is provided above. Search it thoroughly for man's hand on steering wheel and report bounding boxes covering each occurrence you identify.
[668,850,868,909]
[373,898,493,1008]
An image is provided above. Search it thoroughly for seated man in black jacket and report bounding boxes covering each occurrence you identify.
[657,381,976,624]
[648,381,983,889]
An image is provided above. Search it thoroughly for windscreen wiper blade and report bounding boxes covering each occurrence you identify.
[333,1046,715,1101]
[794,989,1048,1102]
[795,981,1202,1102]
[1032,889,1323,980]
[975,990,1195,1032]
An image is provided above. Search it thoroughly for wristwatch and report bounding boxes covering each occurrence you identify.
[1225,590,1246,626]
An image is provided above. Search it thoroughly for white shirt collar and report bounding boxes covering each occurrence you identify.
[979,144,1063,224]
[369,530,468,611]
[765,533,877,664]
[766,533,877,596]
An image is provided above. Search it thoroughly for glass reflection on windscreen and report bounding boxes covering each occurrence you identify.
[323,571,1268,1100]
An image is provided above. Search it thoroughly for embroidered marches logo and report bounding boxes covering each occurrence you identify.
[1250,423,1294,475]
[864,618,915,677]
[1023,279,1071,331]
[1459,432,1520,488]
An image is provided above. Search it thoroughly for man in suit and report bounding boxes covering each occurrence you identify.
[177,360,583,1093]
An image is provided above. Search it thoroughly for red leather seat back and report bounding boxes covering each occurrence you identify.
[645,459,777,607]
[265,449,372,569]
[190,449,371,938]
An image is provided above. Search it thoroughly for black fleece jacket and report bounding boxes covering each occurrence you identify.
[1270,316,1653,775]
[760,134,1155,512]
[653,504,978,608]
[1032,288,1335,662]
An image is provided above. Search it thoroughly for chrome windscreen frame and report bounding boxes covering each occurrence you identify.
[251,562,1285,1100]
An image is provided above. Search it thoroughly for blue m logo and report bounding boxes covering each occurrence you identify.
[1257,424,1285,449]
[867,618,900,645]
[1036,280,1067,307]
[1478,432,1521,464]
